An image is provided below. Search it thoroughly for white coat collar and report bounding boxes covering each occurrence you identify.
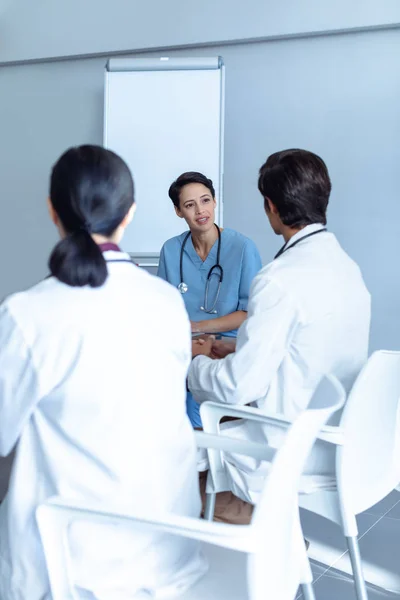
[103,249,133,263]
[285,223,326,248]
[274,223,326,260]
[283,223,326,250]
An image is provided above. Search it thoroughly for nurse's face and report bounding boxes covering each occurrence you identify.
[175,183,216,234]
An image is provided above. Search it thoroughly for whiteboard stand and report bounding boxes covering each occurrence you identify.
[104,57,225,266]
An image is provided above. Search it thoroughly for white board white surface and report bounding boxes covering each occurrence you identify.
[104,59,224,259]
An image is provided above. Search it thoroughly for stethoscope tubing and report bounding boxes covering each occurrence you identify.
[179,223,224,314]
[274,227,327,259]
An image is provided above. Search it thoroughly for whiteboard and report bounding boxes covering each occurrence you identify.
[104,57,225,262]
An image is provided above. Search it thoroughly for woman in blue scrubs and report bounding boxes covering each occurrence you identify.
[158,171,262,428]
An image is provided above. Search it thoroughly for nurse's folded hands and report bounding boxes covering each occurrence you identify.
[192,337,214,358]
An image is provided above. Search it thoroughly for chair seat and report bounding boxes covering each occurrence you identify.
[177,543,249,600]
[74,543,249,600]
[210,457,338,498]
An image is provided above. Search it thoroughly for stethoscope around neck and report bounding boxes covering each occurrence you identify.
[178,224,223,314]
[274,227,327,259]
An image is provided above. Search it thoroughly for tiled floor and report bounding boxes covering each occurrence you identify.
[297,490,400,598]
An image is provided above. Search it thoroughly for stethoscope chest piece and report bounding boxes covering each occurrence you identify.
[178,282,188,294]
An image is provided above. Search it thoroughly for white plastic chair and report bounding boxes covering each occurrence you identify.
[300,350,400,598]
[202,351,400,600]
[36,376,343,600]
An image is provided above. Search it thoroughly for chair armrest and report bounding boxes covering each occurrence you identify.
[316,425,344,445]
[37,497,255,553]
[200,402,344,446]
[200,401,292,429]
[195,431,275,462]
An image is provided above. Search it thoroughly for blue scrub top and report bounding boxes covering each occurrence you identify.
[158,228,262,337]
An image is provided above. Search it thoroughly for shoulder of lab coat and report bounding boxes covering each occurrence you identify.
[4,262,189,350]
[188,230,371,407]
[188,263,301,406]
[0,264,191,456]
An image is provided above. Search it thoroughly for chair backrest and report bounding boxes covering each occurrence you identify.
[249,375,345,600]
[336,350,400,517]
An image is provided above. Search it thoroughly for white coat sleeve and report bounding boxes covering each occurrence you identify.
[0,304,41,456]
[188,274,299,405]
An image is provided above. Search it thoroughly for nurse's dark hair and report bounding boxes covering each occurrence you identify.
[258,149,331,227]
[168,171,215,208]
[48,145,134,288]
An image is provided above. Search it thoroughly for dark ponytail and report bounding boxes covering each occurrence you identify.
[49,229,108,288]
[48,145,134,288]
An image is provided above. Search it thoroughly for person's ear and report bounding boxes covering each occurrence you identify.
[47,197,60,227]
[174,205,184,219]
[265,197,279,215]
[121,203,136,229]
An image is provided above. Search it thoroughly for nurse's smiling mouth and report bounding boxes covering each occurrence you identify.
[196,216,209,225]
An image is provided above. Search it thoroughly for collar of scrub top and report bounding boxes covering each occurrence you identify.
[274,224,327,260]
[44,242,134,280]
[98,242,121,252]
[180,223,222,269]
[178,224,224,314]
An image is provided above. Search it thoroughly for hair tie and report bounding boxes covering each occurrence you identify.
[78,221,91,233]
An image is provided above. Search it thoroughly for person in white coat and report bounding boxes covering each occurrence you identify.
[0,145,207,600]
[189,148,371,504]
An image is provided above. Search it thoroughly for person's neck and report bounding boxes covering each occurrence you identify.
[191,224,218,261]
[281,224,306,243]
[93,232,120,245]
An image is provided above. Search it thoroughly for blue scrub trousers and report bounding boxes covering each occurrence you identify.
[186,391,202,428]
[186,335,226,428]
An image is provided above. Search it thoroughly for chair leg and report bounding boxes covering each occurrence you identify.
[204,492,216,521]
[346,536,369,600]
[301,582,316,600]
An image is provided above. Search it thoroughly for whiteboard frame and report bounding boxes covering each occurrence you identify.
[103,57,225,265]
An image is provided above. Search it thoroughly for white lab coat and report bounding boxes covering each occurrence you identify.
[189,224,371,503]
[0,250,207,600]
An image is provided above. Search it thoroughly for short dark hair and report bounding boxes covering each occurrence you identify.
[258,149,331,227]
[49,145,134,288]
[168,172,215,208]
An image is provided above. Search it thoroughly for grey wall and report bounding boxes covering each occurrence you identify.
[1,0,400,63]
[0,59,104,292]
[0,27,400,352]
